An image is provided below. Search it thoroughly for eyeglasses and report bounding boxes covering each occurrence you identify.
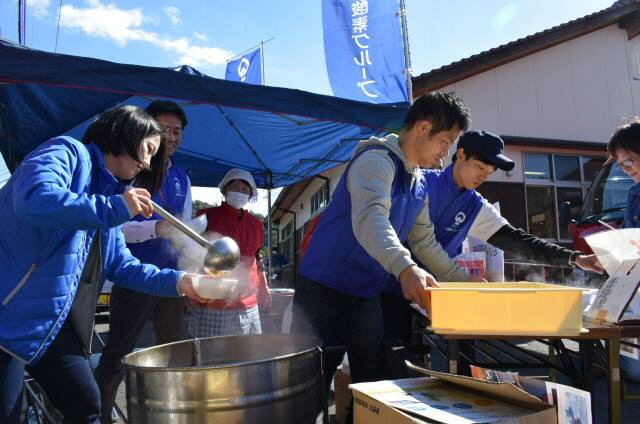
[616,159,635,169]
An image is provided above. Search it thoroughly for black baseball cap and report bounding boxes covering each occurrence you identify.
[455,130,515,172]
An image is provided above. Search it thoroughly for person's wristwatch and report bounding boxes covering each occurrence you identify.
[568,251,581,268]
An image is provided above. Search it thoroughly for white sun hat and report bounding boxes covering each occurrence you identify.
[218,168,259,202]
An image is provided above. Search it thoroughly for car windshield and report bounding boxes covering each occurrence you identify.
[579,162,634,223]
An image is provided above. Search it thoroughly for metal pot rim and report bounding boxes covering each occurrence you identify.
[122,335,322,372]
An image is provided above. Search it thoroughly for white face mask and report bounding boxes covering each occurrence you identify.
[225,191,250,209]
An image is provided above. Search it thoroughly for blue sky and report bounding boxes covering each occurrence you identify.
[0,0,615,213]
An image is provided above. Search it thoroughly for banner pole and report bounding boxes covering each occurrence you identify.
[227,37,275,64]
[399,0,413,104]
[261,41,265,86]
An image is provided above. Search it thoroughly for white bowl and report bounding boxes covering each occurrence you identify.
[192,277,238,300]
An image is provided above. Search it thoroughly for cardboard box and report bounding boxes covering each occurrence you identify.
[471,365,592,424]
[350,368,557,424]
[585,258,640,324]
[425,282,585,336]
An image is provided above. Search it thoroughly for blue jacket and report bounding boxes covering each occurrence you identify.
[300,147,426,298]
[128,162,190,270]
[623,183,640,228]
[0,137,182,364]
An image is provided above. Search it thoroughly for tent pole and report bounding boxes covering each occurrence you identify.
[267,188,273,287]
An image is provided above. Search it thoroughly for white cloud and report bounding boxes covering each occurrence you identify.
[164,6,181,26]
[194,32,208,42]
[491,3,518,31]
[59,0,233,68]
[27,0,51,18]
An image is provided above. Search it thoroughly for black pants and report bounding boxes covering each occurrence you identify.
[94,285,185,423]
[381,292,413,344]
[0,319,101,424]
[291,275,385,389]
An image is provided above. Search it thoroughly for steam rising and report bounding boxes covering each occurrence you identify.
[163,225,257,299]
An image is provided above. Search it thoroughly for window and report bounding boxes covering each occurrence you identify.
[526,186,556,239]
[554,156,580,182]
[310,186,328,214]
[280,221,295,265]
[628,35,640,80]
[582,156,606,182]
[524,153,552,180]
[556,187,583,240]
[524,153,606,241]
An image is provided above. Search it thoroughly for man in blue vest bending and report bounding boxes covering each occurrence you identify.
[292,92,477,393]
[381,130,603,352]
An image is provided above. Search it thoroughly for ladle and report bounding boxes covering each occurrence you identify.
[149,200,240,274]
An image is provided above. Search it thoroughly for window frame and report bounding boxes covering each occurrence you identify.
[523,152,604,243]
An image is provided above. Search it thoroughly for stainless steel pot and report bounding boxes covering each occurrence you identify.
[123,334,325,424]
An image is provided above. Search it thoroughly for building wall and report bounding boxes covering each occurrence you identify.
[278,164,346,231]
[440,25,638,143]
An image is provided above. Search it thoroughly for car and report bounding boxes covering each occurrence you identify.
[567,161,634,253]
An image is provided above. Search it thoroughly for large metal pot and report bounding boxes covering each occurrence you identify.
[123,334,324,424]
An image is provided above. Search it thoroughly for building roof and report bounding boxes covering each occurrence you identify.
[412,0,640,94]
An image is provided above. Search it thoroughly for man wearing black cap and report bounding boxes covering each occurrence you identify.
[423,129,602,275]
[381,130,603,370]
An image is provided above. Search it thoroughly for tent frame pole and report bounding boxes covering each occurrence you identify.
[267,188,273,286]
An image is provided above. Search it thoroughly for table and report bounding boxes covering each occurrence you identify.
[411,307,640,424]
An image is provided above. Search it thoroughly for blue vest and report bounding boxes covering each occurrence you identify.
[384,165,484,295]
[624,183,640,228]
[300,147,426,298]
[424,166,484,258]
[128,162,189,270]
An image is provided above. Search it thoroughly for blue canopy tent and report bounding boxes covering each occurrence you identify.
[0,37,408,189]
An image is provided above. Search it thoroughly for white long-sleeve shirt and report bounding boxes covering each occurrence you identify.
[122,162,192,243]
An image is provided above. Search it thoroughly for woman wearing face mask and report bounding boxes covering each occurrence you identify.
[192,169,271,337]
[0,106,209,424]
[607,119,640,383]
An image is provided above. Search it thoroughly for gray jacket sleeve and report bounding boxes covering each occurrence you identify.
[347,150,415,278]
[408,198,470,282]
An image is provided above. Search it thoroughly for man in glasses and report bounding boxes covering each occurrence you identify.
[95,100,193,424]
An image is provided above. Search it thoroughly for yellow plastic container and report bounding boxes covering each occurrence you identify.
[425,282,585,336]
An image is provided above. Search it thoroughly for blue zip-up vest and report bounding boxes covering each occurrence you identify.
[128,162,189,270]
[300,146,426,298]
[424,166,484,258]
[384,165,484,295]
[624,183,640,228]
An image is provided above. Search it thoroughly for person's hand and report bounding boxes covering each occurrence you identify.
[575,254,604,274]
[178,273,210,303]
[398,265,439,310]
[258,285,272,310]
[122,188,153,218]
[155,220,173,239]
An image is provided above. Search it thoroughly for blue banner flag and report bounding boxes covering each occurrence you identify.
[322,0,409,104]
[225,47,262,85]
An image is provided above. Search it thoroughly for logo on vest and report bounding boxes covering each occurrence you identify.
[446,212,467,232]
[174,178,182,195]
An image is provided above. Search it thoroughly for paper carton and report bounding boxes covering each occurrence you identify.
[350,367,557,424]
[584,258,640,324]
